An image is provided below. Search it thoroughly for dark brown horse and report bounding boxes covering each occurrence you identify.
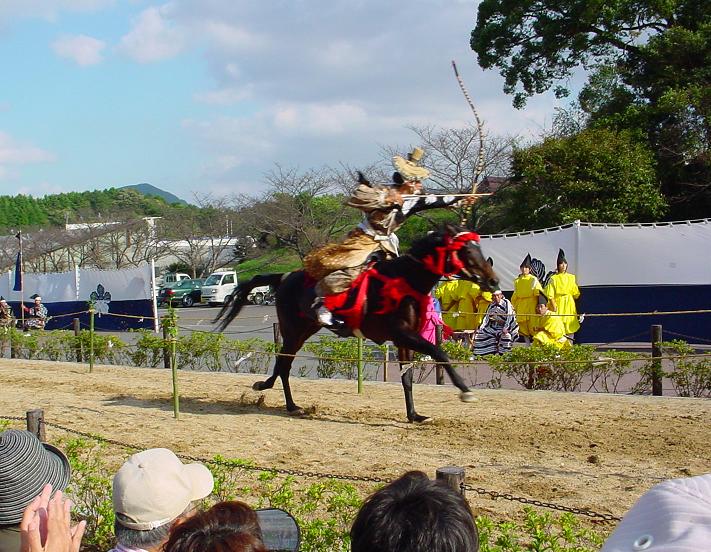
[215,225,499,422]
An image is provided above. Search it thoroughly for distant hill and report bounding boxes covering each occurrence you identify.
[121,183,188,205]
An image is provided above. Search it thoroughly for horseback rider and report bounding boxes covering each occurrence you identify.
[304,147,473,328]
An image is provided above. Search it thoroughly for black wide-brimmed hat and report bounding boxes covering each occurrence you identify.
[0,430,71,524]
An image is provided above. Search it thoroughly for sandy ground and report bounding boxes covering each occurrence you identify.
[1,358,709,523]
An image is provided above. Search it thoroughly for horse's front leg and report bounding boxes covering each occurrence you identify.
[397,347,431,424]
[393,330,477,404]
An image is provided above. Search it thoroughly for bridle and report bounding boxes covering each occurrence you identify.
[420,231,481,277]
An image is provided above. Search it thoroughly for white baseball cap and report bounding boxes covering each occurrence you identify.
[601,473,711,551]
[112,448,214,530]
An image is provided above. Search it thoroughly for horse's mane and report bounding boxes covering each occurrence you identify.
[408,225,464,259]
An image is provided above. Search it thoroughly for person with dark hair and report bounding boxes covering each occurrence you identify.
[511,254,543,344]
[473,289,518,356]
[164,501,267,552]
[543,249,581,342]
[304,148,472,329]
[110,448,214,552]
[531,294,570,350]
[0,430,71,552]
[350,470,479,552]
[22,295,48,331]
[0,297,14,330]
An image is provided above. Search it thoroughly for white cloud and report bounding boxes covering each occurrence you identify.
[272,102,368,135]
[0,131,55,181]
[118,4,186,63]
[52,34,106,66]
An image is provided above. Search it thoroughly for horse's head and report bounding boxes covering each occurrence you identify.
[411,224,500,292]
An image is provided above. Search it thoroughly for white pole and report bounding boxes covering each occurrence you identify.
[151,258,159,333]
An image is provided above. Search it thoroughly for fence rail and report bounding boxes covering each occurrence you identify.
[0,411,622,523]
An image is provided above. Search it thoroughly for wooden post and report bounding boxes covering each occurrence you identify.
[435,325,444,385]
[436,466,466,496]
[272,322,281,347]
[383,343,389,382]
[357,337,364,394]
[88,307,95,373]
[651,324,663,396]
[26,409,46,441]
[73,318,82,363]
[162,321,171,369]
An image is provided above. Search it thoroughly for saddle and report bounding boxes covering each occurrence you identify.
[322,266,428,337]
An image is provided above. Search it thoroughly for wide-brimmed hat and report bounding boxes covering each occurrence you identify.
[392,147,430,182]
[113,448,214,530]
[0,430,71,524]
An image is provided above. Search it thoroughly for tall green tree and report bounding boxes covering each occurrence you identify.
[471,0,711,219]
[485,128,666,231]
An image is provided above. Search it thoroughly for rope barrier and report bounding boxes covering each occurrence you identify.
[0,415,621,522]
[662,329,711,345]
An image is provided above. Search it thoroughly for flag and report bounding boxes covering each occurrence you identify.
[13,251,22,292]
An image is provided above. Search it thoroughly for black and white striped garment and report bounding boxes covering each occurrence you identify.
[473,298,519,356]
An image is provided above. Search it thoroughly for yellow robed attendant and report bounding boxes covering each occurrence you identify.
[472,256,495,328]
[544,249,581,336]
[511,253,543,338]
[435,278,460,328]
[453,279,481,330]
[532,294,571,349]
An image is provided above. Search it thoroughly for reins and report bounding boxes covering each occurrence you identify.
[418,231,480,276]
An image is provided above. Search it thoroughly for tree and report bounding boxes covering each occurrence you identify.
[487,128,666,231]
[471,0,711,219]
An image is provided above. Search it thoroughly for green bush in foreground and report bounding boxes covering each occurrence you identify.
[57,437,608,552]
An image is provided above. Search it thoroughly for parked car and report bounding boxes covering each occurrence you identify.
[201,270,238,306]
[247,285,275,305]
[158,278,205,307]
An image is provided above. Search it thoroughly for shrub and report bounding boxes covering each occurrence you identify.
[304,336,384,380]
[662,340,711,398]
[587,350,642,393]
[223,337,276,374]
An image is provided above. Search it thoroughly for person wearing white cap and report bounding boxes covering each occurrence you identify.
[110,448,214,552]
[22,294,48,331]
[601,473,711,552]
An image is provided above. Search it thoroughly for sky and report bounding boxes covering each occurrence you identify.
[0,0,566,202]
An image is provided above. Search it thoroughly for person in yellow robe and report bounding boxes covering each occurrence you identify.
[472,257,495,328]
[532,294,571,349]
[543,249,581,340]
[453,279,481,331]
[511,253,543,343]
[435,277,460,328]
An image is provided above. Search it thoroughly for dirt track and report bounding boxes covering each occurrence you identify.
[1,358,709,522]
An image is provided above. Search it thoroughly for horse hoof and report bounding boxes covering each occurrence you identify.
[460,390,478,403]
[252,381,266,391]
[287,407,306,417]
[408,414,433,424]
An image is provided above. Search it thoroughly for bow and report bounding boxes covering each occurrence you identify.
[451,60,485,227]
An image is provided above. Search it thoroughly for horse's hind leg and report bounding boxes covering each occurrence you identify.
[398,347,432,424]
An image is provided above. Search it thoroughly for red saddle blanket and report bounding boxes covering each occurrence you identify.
[322,268,428,333]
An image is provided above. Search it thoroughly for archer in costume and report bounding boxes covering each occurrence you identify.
[22,294,48,330]
[304,147,471,328]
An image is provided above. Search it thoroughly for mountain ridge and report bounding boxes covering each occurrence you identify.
[120,183,188,205]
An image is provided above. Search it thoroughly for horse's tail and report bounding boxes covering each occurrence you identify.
[214,273,285,331]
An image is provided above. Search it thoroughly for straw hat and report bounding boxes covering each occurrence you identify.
[392,147,430,182]
[0,430,71,524]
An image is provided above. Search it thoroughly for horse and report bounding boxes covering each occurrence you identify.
[215,224,499,423]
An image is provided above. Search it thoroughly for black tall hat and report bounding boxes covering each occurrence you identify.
[520,253,532,269]
[487,257,494,267]
[30,294,40,300]
[537,293,548,306]
[556,249,567,265]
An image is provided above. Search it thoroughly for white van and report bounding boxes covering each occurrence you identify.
[201,270,238,306]
[164,272,191,286]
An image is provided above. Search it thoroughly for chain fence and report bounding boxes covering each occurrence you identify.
[0,414,622,522]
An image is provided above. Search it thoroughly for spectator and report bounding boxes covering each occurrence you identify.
[22,295,48,331]
[435,277,460,329]
[543,249,581,343]
[601,473,711,551]
[19,485,86,552]
[531,294,570,350]
[420,293,452,345]
[164,501,300,552]
[511,254,543,344]
[0,297,14,330]
[350,470,479,552]
[0,430,71,552]
[472,289,518,356]
[110,448,214,552]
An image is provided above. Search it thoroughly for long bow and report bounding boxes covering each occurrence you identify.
[451,60,485,226]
